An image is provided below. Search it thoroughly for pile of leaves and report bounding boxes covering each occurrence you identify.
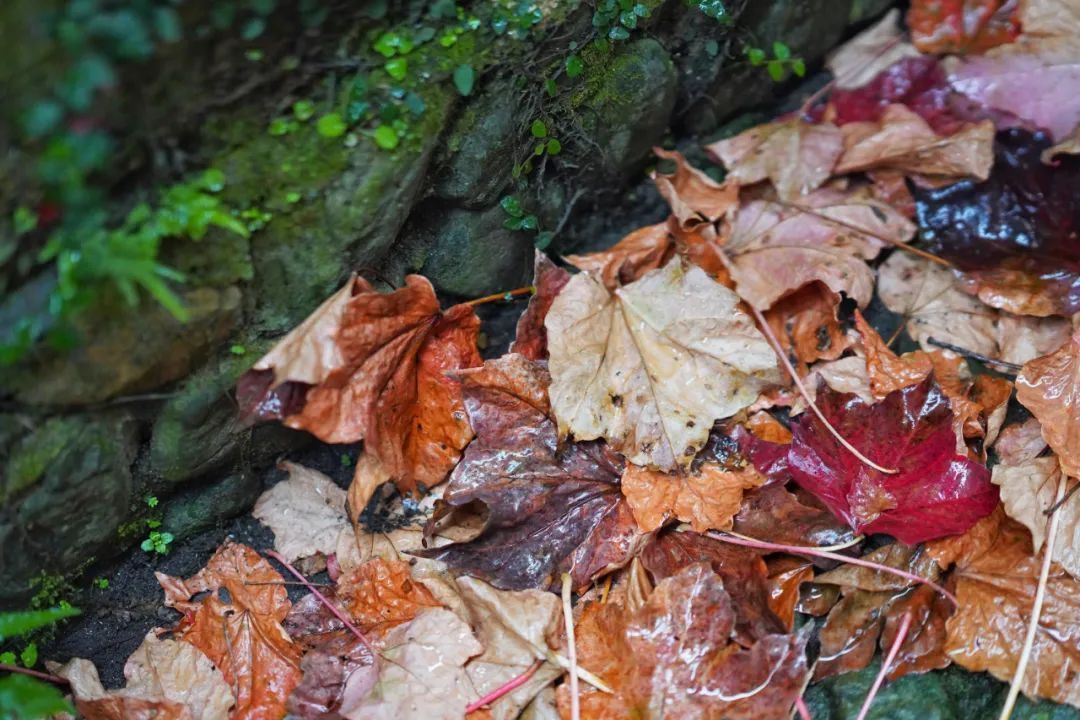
[35,1,1080,718]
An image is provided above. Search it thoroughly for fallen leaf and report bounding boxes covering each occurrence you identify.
[639,531,787,645]
[826,9,920,90]
[343,608,483,720]
[546,259,780,470]
[565,223,672,291]
[54,633,234,720]
[992,417,1048,465]
[722,187,914,310]
[416,354,643,590]
[511,251,571,362]
[991,454,1080,578]
[252,462,348,565]
[1042,123,1080,162]
[556,564,810,720]
[996,313,1073,365]
[621,462,764,533]
[336,556,443,635]
[732,482,857,548]
[1017,329,1080,477]
[763,282,851,367]
[928,507,1080,706]
[907,0,1019,54]
[652,147,739,232]
[804,356,876,406]
[156,542,303,720]
[456,577,562,720]
[706,118,844,200]
[788,377,999,543]
[876,252,999,358]
[836,105,995,181]
[765,558,815,630]
[854,310,934,399]
[346,452,391,527]
[238,275,481,495]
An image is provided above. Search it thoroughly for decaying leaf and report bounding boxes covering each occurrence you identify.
[907,0,1019,55]
[929,507,1080,707]
[826,10,920,90]
[1017,329,1080,478]
[565,223,672,290]
[416,354,643,590]
[652,147,739,232]
[764,282,851,367]
[336,556,443,634]
[253,462,348,565]
[156,542,303,720]
[237,275,481,495]
[788,377,998,543]
[732,482,857,549]
[556,564,810,720]
[511,251,571,362]
[721,187,914,310]
[54,633,234,720]
[621,462,764,533]
[836,105,995,181]
[992,417,1048,465]
[546,259,781,470]
[343,608,482,720]
[347,452,391,528]
[706,118,843,200]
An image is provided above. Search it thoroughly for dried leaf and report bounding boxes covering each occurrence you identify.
[556,564,810,720]
[336,557,443,634]
[416,355,643,590]
[511,251,571,362]
[343,608,483,720]
[238,275,481,495]
[652,147,739,232]
[1017,329,1080,477]
[836,105,995,181]
[763,282,851,367]
[788,377,998,543]
[993,417,1048,465]
[546,259,780,470]
[347,453,391,527]
[732,483,857,548]
[723,187,914,310]
[928,507,1080,706]
[621,462,764,533]
[854,311,934,399]
[1042,123,1080,162]
[804,356,875,405]
[996,313,1072,366]
[829,57,965,136]
[156,542,303,720]
[706,118,843,200]
[253,462,348,564]
[908,0,1019,54]
[826,10,920,90]
[565,223,672,291]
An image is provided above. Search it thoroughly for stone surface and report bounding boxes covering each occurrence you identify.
[3,285,242,406]
[0,413,139,602]
[410,203,535,298]
[162,472,263,542]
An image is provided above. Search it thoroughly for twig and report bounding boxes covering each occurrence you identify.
[741,290,898,474]
[562,573,581,720]
[795,696,814,720]
[1045,479,1080,515]
[547,652,614,693]
[265,550,376,655]
[725,529,863,553]
[464,286,535,307]
[707,531,958,606]
[856,611,914,720]
[998,472,1068,720]
[926,337,1022,374]
[0,663,70,685]
[464,660,543,714]
[243,580,333,588]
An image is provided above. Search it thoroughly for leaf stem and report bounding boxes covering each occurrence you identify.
[795,696,814,720]
[0,663,70,685]
[464,660,543,714]
[707,531,958,606]
[562,572,581,720]
[464,286,535,307]
[725,529,863,553]
[998,472,1068,720]
[265,550,376,656]
[744,298,898,474]
[856,611,913,720]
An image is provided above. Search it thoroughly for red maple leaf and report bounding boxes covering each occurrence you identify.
[787,377,998,543]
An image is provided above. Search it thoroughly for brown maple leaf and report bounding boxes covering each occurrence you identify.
[1016,329,1080,478]
[237,275,481,495]
[928,507,1080,706]
[510,251,570,361]
[156,542,303,720]
[706,118,843,200]
[336,557,443,635]
[621,462,764,533]
[565,223,673,291]
[555,564,810,720]
[652,147,738,233]
[763,282,851,368]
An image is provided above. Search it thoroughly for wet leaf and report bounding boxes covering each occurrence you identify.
[992,417,1048,466]
[652,147,739,232]
[732,482,857,548]
[253,461,348,565]
[336,557,443,634]
[907,0,1019,54]
[238,275,481,495]
[510,251,570,361]
[763,282,851,367]
[1016,329,1080,477]
[621,462,764,533]
[788,377,998,543]
[546,259,780,470]
[826,10,919,90]
[565,223,672,290]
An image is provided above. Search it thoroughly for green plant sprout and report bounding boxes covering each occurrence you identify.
[746,41,806,81]
[141,530,175,555]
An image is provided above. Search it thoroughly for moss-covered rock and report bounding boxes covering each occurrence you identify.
[0,413,139,602]
[571,38,677,180]
[162,472,262,541]
[3,285,242,406]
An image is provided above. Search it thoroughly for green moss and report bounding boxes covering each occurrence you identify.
[5,419,84,501]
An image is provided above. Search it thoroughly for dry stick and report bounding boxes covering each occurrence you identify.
[464,660,544,714]
[1046,480,1080,515]
[464,285,535,307]
[265,550,376,655]
[998,473,1069,720]
[856,611,914,720]
[742,295,898,475]
[562,573,581,720]
[707,531,958,606]
[926,337,1022,374]
[795,696,814,720]
[0,663,70,685]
